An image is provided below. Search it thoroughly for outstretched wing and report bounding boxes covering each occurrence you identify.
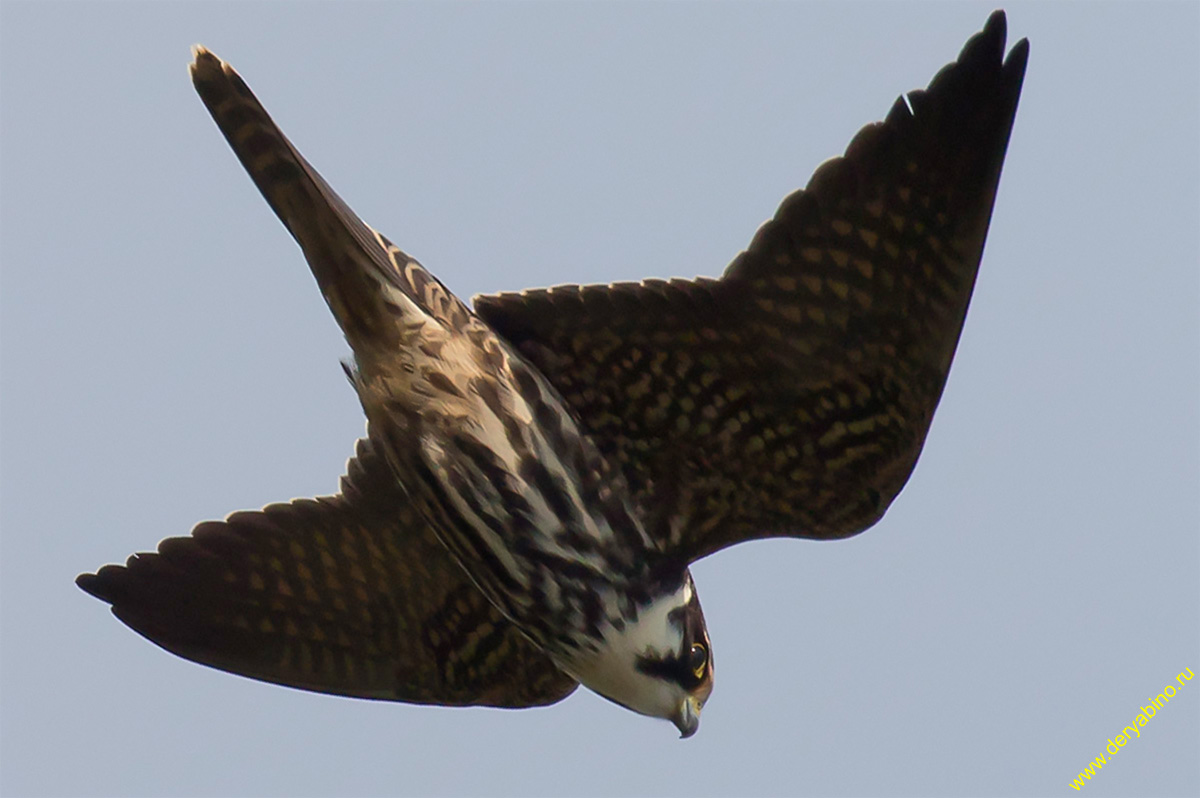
[189,46,473,347]
[76,439,577,707]
[475,12,1028,563]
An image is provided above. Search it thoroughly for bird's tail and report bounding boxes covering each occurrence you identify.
[189,47,470,354]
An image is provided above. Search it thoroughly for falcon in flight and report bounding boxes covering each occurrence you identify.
[78,12,1027,737]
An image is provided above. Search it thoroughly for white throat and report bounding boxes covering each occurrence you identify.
[567,579,694,720]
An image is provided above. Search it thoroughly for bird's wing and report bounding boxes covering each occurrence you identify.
[76,439,578,707]
[189,46,472,343]
[475,12,1028,563]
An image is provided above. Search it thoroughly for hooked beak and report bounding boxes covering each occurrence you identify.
[673,696,702,739]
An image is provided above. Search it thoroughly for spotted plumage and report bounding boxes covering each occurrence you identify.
[78,12,1027,738]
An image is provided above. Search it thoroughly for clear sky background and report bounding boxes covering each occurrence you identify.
[2,2,1197,796]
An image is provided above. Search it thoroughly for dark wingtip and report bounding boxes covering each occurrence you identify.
[75,571,98,595]
[958,10,1009,68]
[985,9,1007,36]
[76,568,114,604]
[980,10,1030,80]
[1005,36,1031,78]
[76,560,141,605]
[950,10,1028,81]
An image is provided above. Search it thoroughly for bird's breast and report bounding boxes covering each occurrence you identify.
[359,322,660,663]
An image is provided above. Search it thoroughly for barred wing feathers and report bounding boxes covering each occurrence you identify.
[476,12,1028,562]
[76,440,578,707]
[189,46,471,343]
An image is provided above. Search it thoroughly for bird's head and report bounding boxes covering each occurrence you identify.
[571,569,713,738]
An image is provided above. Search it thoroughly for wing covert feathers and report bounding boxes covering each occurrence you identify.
[76,440,577,707]
[476,12,1028,562]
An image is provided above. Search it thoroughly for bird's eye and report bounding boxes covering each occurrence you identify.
[688,643,707,679]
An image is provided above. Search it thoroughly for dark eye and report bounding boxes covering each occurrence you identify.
[688,643,707,679]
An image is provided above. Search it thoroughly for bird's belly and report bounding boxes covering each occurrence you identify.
[362,336,656,664]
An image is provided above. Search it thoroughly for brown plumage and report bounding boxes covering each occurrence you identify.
[79,11,1027,715]
[476,15,1028,561]
[78,439,576,706]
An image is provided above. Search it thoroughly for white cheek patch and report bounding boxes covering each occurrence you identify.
[612,585,687,659]
[567,581,693,721]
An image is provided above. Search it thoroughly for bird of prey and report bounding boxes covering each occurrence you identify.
[77,12,1027,738]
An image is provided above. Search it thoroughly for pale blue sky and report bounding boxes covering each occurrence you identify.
[1,2,1197,796]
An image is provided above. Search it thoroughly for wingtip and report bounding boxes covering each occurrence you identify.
[984,8,1007,36]
[981,10,1030,72]
[961,9,1009,67]
[189,44,211,72]
[189,44,232,86]
[77,557,154,606]
[1006,36,1031,75]
[75,568,110,603]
